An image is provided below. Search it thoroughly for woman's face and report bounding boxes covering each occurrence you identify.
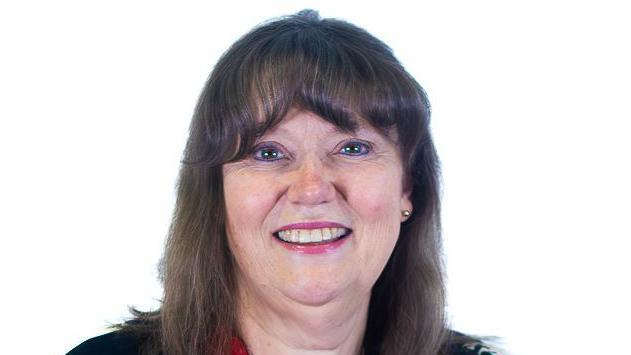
[223,109,412,307]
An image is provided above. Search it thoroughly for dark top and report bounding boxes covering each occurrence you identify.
[67,330,500,355]
[67,331,147,355]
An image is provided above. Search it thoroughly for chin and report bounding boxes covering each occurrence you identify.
[282,280,346,307]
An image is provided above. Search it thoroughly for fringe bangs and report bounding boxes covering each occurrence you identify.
[199,14,429,168]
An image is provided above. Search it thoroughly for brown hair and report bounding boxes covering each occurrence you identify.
[124,9,447,355]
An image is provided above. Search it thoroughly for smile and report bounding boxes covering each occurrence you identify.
[273,227,352,245]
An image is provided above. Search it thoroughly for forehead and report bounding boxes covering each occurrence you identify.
[257,110,398,142]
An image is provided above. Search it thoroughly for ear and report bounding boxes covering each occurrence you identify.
[400,190,413,211]
[400,176,413,221]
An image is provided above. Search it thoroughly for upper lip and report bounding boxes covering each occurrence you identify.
[273,221,351,234]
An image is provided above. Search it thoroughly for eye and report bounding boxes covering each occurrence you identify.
[251,140,371,162]
[252,143,286,162]
[338,140,372,156]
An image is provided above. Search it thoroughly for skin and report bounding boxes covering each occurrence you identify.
[223,109,413,355]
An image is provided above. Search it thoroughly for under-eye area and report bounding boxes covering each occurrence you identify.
[273,227,353,245]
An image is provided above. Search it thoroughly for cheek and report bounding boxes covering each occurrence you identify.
[223,174,281,270]
[346,169,402,222]
[224,197,284,289]
[224,174,277,233]
[345,168,403,272]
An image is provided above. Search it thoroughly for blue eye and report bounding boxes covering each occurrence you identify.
[253,144,285,161]
[339,141,371,156]
[251,140,371,162]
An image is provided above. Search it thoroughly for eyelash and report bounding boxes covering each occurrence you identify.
[252,140,372,162]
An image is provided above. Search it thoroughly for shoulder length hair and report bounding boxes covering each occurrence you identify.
[125,9,446,355]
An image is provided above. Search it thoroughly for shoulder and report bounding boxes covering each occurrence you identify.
[66,330,148,355]
[449,340,503,355]
[444,331,505,355]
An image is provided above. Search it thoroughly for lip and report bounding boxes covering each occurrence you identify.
[272,221,351,234]
[273,231,352,254]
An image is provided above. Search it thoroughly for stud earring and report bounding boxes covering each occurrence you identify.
[402,210,411,218]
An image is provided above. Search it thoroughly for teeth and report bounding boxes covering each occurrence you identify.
[310,229,323,242]
[290,230,299,243]
[322,228,332,240]
[299,230,310,243]
[276,227,350,244]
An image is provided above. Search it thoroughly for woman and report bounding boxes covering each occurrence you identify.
[69,9,499,355]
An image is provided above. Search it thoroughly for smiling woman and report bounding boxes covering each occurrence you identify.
[67,9,500,355]
[223,109,410,315]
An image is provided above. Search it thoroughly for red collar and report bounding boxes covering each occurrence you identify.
[231,337,249,355]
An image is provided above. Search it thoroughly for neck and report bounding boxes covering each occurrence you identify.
[236,286,370,355]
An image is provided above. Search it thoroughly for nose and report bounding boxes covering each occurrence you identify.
[286,155,336,206]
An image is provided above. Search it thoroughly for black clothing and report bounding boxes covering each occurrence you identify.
[68,330,500,355]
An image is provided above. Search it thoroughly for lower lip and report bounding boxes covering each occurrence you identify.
[274,233,351,254]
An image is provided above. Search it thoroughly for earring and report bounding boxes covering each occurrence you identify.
[402,210,411,218]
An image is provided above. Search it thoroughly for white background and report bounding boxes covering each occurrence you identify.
[1,1,629,354]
